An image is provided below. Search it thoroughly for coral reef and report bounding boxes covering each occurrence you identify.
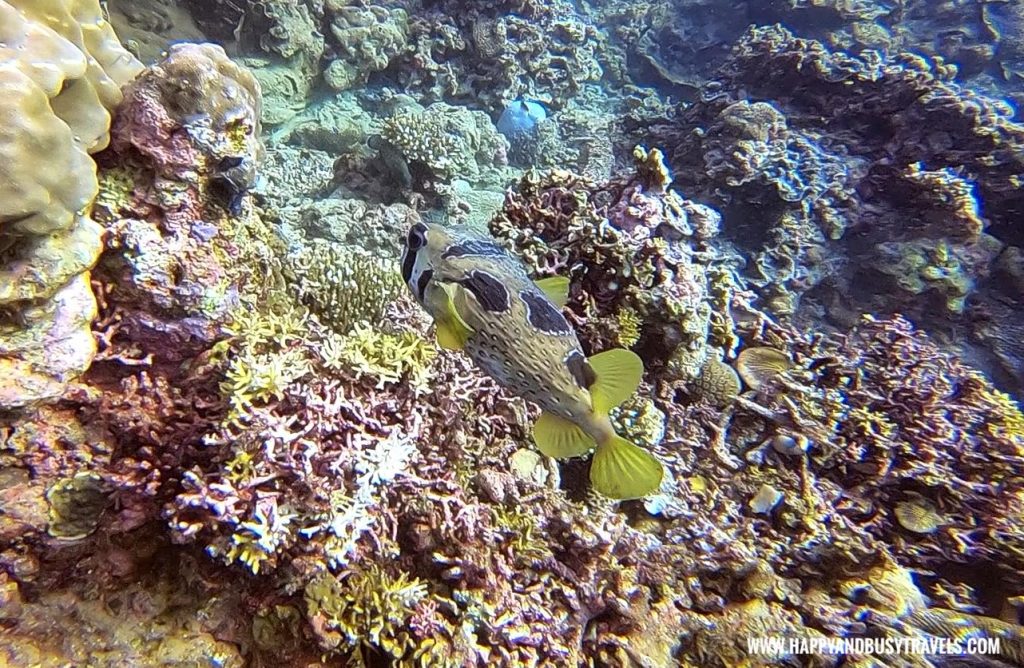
[397,0,611,110]
[378,102,512,188]
[2,2,1024,667]
[632,24,1023,368]
[490,150,720,382]
[94,42,268,362]
[0,0,142,409]
[323,1,408,93]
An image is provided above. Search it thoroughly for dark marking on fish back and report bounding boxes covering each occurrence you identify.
[566,350,596,389]
[442,239,508,259]
[460,270,510,312]
[521,290,572,334]
[416,268,433,301]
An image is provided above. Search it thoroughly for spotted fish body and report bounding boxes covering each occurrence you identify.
[401,222,664,499]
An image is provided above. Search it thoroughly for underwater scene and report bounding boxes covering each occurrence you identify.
[2,0,1024,665]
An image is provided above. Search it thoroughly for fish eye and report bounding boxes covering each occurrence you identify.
[407,224,427,250]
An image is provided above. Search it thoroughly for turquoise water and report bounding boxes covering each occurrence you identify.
[1,0,1023,665]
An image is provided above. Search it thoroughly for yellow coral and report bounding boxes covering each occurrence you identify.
[614,306,643,348]
[0,0,141,408]
[318,324,436,391]
[222,346,311,416]
[304,565,429,660]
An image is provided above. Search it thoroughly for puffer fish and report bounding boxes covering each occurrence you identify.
[401,222,664,500]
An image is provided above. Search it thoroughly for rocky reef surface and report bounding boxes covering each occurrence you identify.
[1,1,1023,667]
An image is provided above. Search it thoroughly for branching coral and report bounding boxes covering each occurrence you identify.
[378,102,511,187]
[287,239,405,336]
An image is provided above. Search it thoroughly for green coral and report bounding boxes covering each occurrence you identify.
[318,324,436,391]
[289,240,404,336]
[614,307,643,348]
[304,565,429,660]
[45,472,107,540]
[876,239,977,314]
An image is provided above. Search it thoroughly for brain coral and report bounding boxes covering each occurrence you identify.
[0,0,142,409]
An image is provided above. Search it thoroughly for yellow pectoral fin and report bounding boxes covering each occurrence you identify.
[533,411,595,459]
[431,282,474,350]
[534,276,570,308]
[588,348,644,414]
[590,436,664,500]
[435,319,469,350]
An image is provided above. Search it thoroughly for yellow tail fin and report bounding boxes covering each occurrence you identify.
[533,410,595,458]
[590,435,664,500]
[588,349,644,414]
[534,276,570,308]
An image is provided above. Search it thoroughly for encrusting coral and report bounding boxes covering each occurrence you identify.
[93,41,270,363]
[0,0,142,408]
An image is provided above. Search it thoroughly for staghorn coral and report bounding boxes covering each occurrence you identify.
[317,324,437,392]
[0,0,142,408]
